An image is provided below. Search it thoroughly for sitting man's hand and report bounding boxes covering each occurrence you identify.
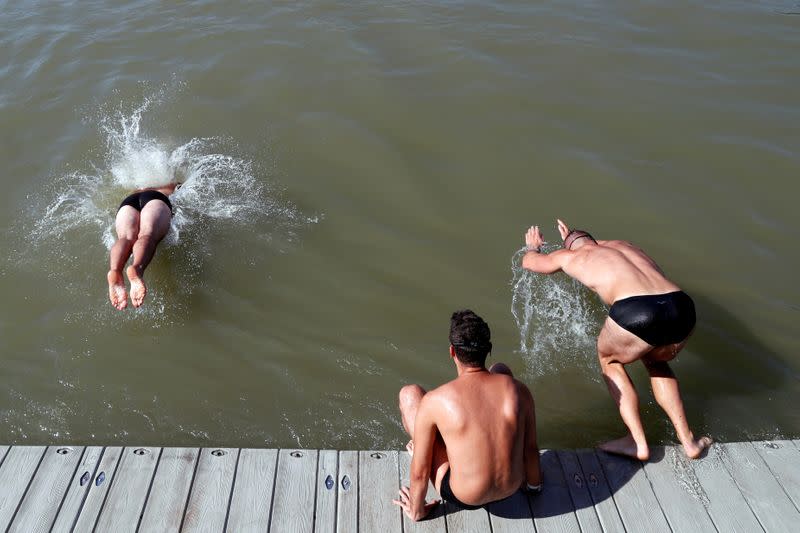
[393,486,440,521]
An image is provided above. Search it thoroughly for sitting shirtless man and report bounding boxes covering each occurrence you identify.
[393,310,541,521]
[522,219,712,460]
[107,183,177,310]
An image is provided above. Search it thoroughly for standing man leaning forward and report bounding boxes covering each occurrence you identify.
[393,310,541,522]
[522,219,712,460]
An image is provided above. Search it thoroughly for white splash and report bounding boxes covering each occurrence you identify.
[510,246,606,377]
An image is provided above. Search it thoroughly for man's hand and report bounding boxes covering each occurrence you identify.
[393,486,440,521]
[525,226,545,252]
[557,219,570,241]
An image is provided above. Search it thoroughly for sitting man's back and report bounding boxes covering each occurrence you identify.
[393,310,541,521]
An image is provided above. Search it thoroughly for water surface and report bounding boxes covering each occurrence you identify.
[0,0,798,449]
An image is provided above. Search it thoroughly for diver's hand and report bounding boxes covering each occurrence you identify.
[557,219,571,241]
[526,226,544,252]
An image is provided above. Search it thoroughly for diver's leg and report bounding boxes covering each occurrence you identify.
[596,318,653,460]
[126,200,171,307]
[643,352,712,459]
[108,206,139,310]
[398,385,449,487]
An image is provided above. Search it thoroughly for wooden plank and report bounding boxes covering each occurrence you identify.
[718,442,800,532]
[0,446,9,465]
[359,450,401,533]
[8,446,84,533]
[596,451,670,533]
[556,450,603,533]
[0,446,46,528]
[138,447,199,533]
[181,447,238,533]
[270,449,317,533]
[688,443,763,532]
[444,501,491,533]
[530,450,580,533]
[227,448,278,532]
[489,490,535,533]
[575,449,625,533]
[71,446,123,531]
[336,451,358,533]
[641,446,716,532]
[398,450,446,533]
[314,450,338,533]
[50,446,104,533]
[94,446,160,532]
[754,440,800,510]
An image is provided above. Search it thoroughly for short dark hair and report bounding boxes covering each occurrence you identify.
[449,309,492,367]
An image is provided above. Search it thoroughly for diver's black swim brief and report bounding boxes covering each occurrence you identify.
[609,291,696,346]
[118,190,172,214]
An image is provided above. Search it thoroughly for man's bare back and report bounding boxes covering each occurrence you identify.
[521,220,711,460]
[393,311,540,521]
[423,370,531,504]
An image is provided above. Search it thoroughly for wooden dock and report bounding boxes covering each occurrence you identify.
[0,441,798,532]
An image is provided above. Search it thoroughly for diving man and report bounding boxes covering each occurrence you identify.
[522,220,712,460]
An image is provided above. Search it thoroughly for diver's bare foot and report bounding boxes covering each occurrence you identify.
[107,270,127,310]
[126,265,147,308]
[684,436,713,459]
[406,440,414,457]
[598,434,650,461]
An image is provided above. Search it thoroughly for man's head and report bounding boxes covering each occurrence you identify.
[563,229,596,250]
[449,309,492,367]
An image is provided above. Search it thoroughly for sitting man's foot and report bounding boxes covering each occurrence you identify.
[684,435,713,459]
[126,265,147,308]
[107,270,127,310]
[598,434,650,461]
[406,440,414,457]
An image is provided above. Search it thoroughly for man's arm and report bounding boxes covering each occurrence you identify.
[394,395,440,521]
[523,225,571,274]
[520,384,542,488]
[522,249,569,274]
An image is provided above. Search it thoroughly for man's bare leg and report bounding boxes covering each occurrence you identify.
[644,356,712,459]
[598,359,650,460]
[108,206,139,310]
[596,318,653,460]
[398,385,450,488]
[126,201,171,307]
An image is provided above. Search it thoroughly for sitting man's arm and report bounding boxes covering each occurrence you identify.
[520,384,542,491]
[522,225,570,274]
[393,396,441,521]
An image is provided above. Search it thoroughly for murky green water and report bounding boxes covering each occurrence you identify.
[1,1,798,450]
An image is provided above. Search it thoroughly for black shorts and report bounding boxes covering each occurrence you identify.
[118,190,172,214]
[440,470,483,510]
[609,291,696,346]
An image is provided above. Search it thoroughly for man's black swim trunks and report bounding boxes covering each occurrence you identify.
[440,470,483,510]
[118,190,172,214]
[609,291,696,346]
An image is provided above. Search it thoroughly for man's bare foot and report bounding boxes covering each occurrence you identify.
[683,436,713,459]
[598,434,650,461]
[107,270,127,310]
[406,440,414,457]
[126,265,147,308]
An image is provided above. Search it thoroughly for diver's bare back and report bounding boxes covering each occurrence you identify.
[430,372,527,504]
[561,240,681,305]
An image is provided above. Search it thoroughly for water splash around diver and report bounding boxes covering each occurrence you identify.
[510,245,606,377]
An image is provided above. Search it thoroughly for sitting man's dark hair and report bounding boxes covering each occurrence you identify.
[449,309,492,367]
